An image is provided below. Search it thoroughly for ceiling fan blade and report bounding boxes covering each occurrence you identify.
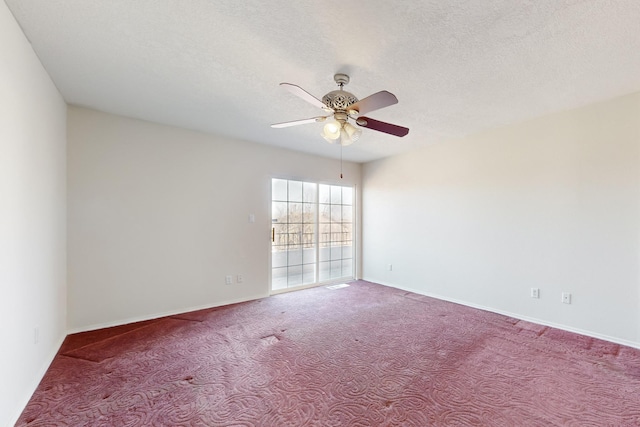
[356,117,409,137]
[271,116,328,128]
[280,83,327,110]
[349,91,398,116]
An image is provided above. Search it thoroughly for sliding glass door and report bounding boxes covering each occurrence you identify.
[271,178,354,292]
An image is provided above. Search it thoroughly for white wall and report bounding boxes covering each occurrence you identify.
[0,2,67,426]
[363,93,640,347]
[67,106,362,331]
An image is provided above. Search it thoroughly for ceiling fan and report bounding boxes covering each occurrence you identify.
[271,73,409,146]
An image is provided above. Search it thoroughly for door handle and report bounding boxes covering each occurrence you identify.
[272,227,275,242]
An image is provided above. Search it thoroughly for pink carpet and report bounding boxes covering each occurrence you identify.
[16,281,640,426]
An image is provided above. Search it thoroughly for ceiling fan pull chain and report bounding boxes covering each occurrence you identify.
[340,143,343,179]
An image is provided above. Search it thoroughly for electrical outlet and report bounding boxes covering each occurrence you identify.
[531,288,540,299]
[388,264,393,271]
[562,292,571,304]
[225,275,233,285]
[237,274,243,283]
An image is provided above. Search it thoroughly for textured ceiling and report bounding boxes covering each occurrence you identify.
[5,0,640,163]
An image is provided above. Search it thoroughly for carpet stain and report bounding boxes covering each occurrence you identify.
[261,335,280,345]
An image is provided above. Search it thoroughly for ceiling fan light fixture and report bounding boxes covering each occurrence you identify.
[343,122,362,142]
[322,133,336,144]
[322,121,341,140]
[340,128,354,146]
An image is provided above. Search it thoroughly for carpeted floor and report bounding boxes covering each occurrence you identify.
[16,280,640,426]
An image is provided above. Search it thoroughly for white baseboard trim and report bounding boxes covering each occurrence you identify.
[363,277,640,351]
[7,334,66,427]
[67,292,270,334]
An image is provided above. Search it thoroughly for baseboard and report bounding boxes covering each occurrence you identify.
[67,292,270,334]
[364,277,640,351]
[7,334,66,427]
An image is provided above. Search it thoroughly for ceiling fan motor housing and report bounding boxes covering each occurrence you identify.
[322,90,358,111]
